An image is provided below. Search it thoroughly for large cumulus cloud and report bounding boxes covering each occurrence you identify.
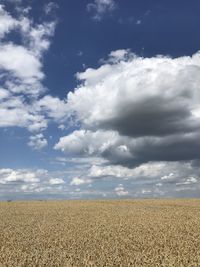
[56,50,200,167]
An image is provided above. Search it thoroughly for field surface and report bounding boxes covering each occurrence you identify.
[1,199,200,266]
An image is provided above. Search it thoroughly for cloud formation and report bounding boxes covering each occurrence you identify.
[56,49,200,168]
[49,178,65,185]
[0,168,40,184]
[68,160,200,198]
[0,168,68,199]
[2,2,200,199]
[0,4,55,95]
[70,177,92,186]
[115,184,129,196]
[0,3,69,137]
[28,134,48,150]
[1,160,200,200]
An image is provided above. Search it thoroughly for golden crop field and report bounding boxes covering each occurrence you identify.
[1,199,200,267]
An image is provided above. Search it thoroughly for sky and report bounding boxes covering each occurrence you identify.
[1,0,200,200]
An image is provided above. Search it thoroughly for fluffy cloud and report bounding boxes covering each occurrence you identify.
[1,161,200,199]
[0,169,40,184]
[28,134,48,150]
[87,0,116,21]
[0,43,43,82]
[68,160,200,198]
[49,178,65,185]
[54,48,200,196]
[0,4,67,135]
[70,177,92,186]
[0,168,69,199]
[115,184,128,196]
[88,161,200,183]
[56,49,200,168]
[55,130,121,156]
[0,94,47,130]
[0,4,18,37]
[68,50,200,137]
[89,163,161,179]
[35,95,69,121]
[0,4,55,96]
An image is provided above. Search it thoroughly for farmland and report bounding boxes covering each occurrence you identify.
[1,199,200,266]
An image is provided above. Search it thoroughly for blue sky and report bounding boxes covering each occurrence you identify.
[1,0,200,200]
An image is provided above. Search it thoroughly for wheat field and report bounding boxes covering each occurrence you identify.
[0,199,200,266]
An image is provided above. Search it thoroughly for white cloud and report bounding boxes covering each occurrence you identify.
[0,168,71,198]
[107,49,131,63]
[115,184,128,196]
[176,176,197,185]
[0,4,60,134]
[70,177,92,186]
[89,164,133,178]
[20,183,38,192]
[28,21,56,56]
[55,129,120,154]
[28,133,48,150]
[161,173,175,181]
[87,161,200,186]
[1,161,200,199]
[89,162,167,179]
[0,7,56,93]
[0,4,18,37]
[0,43,43,81]
[35,95,68,121]
[0,97,48,131]
[0,169,40,184]
[49,178,65,185]
[87,0,116,21]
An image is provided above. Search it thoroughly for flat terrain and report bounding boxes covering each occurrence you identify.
[1,199,200,266]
